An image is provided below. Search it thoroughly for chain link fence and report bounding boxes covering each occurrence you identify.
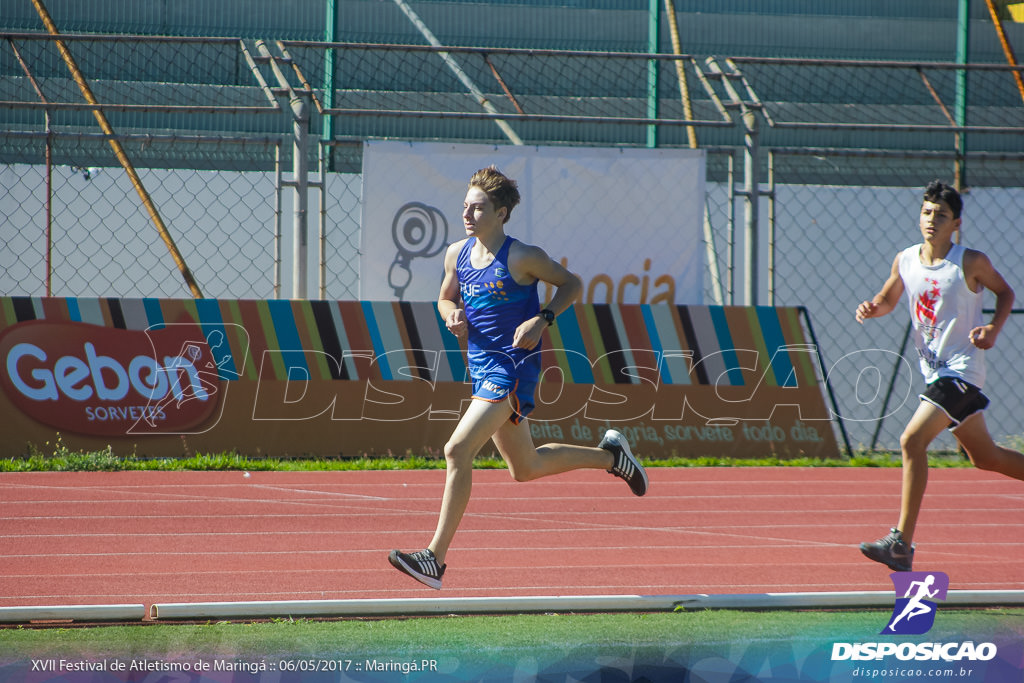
[3,33,1024,451]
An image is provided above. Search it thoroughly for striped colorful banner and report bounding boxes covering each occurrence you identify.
[1,298,819,389]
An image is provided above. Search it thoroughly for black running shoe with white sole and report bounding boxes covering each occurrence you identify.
[388,548,445,589]
[599,429,648,496]
[860,528,914,572]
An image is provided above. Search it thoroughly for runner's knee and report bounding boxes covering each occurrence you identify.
[899,430,930,458]
[443,439,474,467]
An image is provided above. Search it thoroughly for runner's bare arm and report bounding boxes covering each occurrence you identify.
[856,253,904,323]
[438,240,468,339]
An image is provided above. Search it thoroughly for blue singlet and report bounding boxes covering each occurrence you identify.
[456,236,542,383]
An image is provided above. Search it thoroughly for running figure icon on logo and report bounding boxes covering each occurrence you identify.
[884,571,949,635]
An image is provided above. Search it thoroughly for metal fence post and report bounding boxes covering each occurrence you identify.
[256,39,312,299]
[742,109,759,306]
[646,0,659,149]
[291,91,310,300]
[955,0,970,190]
[705,57,761,306]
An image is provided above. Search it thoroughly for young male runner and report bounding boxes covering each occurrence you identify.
[388,166,648,589]
[855,180,1024,571]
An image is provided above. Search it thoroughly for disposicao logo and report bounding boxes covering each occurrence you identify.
[831,572,998,664]
[884,571,949,635]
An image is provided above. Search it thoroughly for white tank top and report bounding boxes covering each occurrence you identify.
[898,243,984,387]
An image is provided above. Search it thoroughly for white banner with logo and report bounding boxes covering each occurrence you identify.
[360,141,706,304]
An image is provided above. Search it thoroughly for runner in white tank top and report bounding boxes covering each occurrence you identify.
[854,180,1024,572]
[897,242,985,388]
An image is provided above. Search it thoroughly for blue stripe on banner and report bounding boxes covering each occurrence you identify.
[641,305,672,385]
[756,306,797,388]
[267,299,310,380]
[361,301,392,381]
[652,305,692,386]
[195,299,239,380]
[557,310,595,384]
[77,299,105,326]
[709,307,744,386]
[371,302,407,381]
[143,298,165,330]
[66,298,82,322]
[329,303,358,380]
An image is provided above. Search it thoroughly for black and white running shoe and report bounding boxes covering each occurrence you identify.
[388,548,446,589]
[599,429,648,496]
[860,528,914,572]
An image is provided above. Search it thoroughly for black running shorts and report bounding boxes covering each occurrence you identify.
[919,376,990,429]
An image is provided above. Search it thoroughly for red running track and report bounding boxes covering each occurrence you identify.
[1,467,1022,611]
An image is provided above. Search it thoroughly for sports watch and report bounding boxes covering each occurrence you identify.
[539,308,556,326]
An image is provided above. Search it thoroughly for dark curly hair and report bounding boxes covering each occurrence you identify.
[923,180,963,219]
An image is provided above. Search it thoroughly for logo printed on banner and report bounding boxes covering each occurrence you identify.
[884,571,949,635]
[388,201,449,300]
[0,320,222,436]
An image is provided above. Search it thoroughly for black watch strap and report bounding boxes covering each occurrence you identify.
[539,308,555,326]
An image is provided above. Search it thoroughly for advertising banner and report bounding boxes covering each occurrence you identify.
[360,141,706,304]
[0,297,838,459]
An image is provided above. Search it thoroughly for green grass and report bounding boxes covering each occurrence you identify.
[12,428,1022,473]
[0,435,980,473]
[3,609,1022,663]
[1,451,969,473]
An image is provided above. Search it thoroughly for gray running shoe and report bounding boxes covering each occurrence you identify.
[860,528,914,572]
[388,548,445,589]
[600,429,648,496]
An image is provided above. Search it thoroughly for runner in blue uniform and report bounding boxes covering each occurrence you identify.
[389,166,648,589]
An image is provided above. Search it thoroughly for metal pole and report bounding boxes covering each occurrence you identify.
[45,110,52,297]
[742,109,759,306]
[767,149,775,306]
[727,152,735,305]
[323,0,337,170]
[256,40,310,299]
[319,142,328,299]
[292,94,310,299]
[646,0,659,148]
[663,0,697,149]
[983,0,1024,104]
[706,57,756,305]
[274,142,283,299]
[955,0,970,191]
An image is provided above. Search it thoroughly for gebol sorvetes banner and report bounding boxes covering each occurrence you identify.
[0,297,839,459]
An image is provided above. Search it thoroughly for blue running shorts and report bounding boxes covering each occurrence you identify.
[472,373,538,425]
